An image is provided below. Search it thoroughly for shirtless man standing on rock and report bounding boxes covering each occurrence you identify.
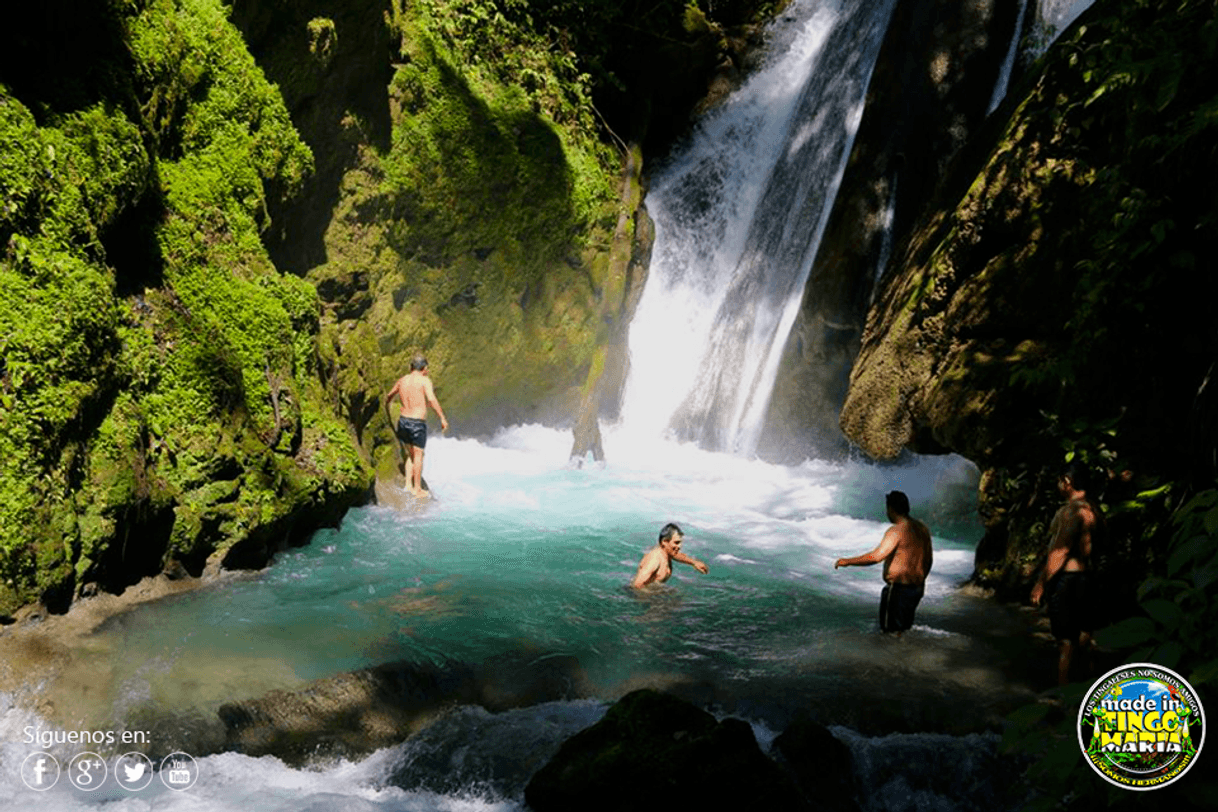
[384,356,449,498]
[835,491,933,636]
[1031,462,1105,685]
[632,523,709,588]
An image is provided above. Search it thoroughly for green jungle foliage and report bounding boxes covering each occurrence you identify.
[263,0,760,469]
[1001,489,1218,812]
[1000,0,1218,474]
[0,0,368,615]
[0,0,764,611]
[986,4,1218,803]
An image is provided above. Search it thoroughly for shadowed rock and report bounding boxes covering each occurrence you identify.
[218,653,592,766]
[762,0,1022,462]
[774,717,862,812]
[524,689,814,812]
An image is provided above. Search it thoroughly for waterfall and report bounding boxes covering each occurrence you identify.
[1026,0,1097,61]
[988,0,1095,111]
[988,0,1030,113]
[619,0,897,455]
[870,175,896,303]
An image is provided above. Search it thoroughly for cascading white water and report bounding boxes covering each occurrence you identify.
[618,0,897,455]
[988,0,1030,113]
[869,175,896,303]
[1026,0,1097,61]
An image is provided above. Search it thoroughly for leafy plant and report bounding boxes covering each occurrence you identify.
[1095,489,1218,683]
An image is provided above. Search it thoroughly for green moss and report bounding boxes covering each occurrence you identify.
[0,0,369,613]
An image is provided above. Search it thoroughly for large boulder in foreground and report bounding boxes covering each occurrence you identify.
[217,653,592,766]
[524,689,813,812]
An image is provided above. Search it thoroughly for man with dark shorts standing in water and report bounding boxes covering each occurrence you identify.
[632,523,710,588]
[835,491,933,636]
[384,356,449,498]
[1031,462,1105,685]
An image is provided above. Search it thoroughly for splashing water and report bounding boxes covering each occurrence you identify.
[1,426,1034,811]
[0,2,1045,809]
[620,0,897,455]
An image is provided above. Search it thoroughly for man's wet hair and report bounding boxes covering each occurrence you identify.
[659,522,682,543]
[410,355,428,371]
[885,490,911,516]
[1061,461,1093,493]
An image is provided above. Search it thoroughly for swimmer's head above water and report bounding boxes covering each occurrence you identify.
[632,522,707,587]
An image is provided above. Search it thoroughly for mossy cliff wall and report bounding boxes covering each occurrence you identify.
[0,0,759,614]
[840,0,1218,599]
[0,0,371,616]
[227,0,756,478]
[761,0,1022,461]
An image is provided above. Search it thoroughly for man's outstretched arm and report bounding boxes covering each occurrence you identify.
[836,528,898,569]
[671,550,709,574]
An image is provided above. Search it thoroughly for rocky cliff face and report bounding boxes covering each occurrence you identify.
[230,0,742,478]
[0,0,371,616]
[0,0,759,615]
[840,0,1218,595]
[760,0,1022,461]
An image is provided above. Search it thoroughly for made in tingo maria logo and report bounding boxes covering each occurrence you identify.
[1079,663,1205,790]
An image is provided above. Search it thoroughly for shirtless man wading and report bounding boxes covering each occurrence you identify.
[384,356,449,498]
[632,523,709,588]
[1030,462,1105,685]
[835,491,933,636]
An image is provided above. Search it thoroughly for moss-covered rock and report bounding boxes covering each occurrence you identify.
[0,0,369,617]
[232,0,738,467]
[762,0,1023,462]
[840,0,1218,595]
[0,0,774,615]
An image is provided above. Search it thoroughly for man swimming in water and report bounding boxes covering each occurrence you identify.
[1030,462,1105,685]
[632,523,709,588]
[384,355,449,498]
[835,491,933,636]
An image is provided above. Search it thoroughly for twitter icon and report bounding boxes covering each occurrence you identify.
[116,753,154,791]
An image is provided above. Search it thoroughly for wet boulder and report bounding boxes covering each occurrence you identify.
[524,689,812,812]
[773,718,861,812]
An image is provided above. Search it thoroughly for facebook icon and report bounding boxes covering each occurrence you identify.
[21,752,60,791]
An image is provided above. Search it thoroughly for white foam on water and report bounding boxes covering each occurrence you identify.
[832,727,1011,812]
[0,699,617,812]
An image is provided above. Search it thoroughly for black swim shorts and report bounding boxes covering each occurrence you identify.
[396,416,428,449]
[879,582,924,633]
[1048,571,1092,641]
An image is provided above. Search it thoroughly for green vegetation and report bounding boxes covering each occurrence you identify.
[0,0,771,612]
[0,0,368,615]
[906,3,1218,807]
[1000,488,1218,812]
[263,0,760,470]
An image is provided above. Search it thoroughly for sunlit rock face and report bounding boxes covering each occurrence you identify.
[761,0,1022,462]
[840,0,1218,593]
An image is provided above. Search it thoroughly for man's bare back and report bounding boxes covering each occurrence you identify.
[383,357,448,498]
[389,371,438,421]
[1047,498,1098,573]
